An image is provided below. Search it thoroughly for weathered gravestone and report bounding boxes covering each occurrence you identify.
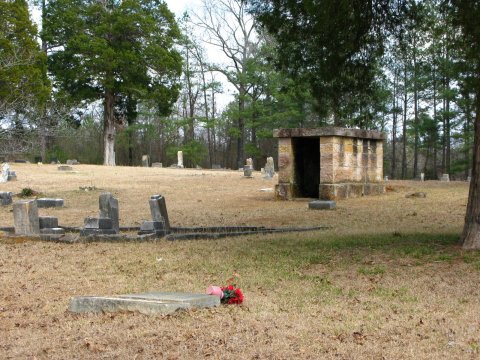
[308,200,336,210]
[140,195,170,236]
[440,174,450,182]
[263,157,275,179]
[58,165,73,171]
[142,155,150,167]
[99,193,119,233]
[39,216,65,235]
[243,165,253,177]
[66,159,79,165]
[13,200,40,235]
[37,198,64,208]
[420,173,425,182]
[1,163,10,183]
[177,151,184,168]
[0,191,13,205]
[151,162,163,168]
[69,292,220,315]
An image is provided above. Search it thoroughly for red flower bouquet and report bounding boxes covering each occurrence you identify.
[220,284,244,305]
[206,273,244,305]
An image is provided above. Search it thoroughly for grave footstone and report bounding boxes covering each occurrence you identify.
[177,151,184,168]
[13,200,40,235]
[0,191,12,205]
[99,193,119,233]
[58,165,73,171]
[142,155,150,167]
[152,162,163,168]
[69,292,220,315]
[308,200,336,210]
[37,198,64,208]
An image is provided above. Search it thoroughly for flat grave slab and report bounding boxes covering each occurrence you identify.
[69,292,220,315]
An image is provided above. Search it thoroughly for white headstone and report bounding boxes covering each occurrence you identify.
[1,163,10,183]
[264,157,275,178]
[420,173,425,181]
[440,174,450,182]
[177,151,184,168]
[245,158,253,166]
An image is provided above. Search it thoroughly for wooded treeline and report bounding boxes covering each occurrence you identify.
[0,0,475,179]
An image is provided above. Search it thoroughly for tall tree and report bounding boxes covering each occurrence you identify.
[448,1,480,249]
[43,0,182,165]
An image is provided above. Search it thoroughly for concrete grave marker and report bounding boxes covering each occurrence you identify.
[177,151,184,168]
[263,157,275,179]
[243,165,253,177]
[58,165,73,171]
[142,155,150,167]
[308,200,336,210]
[1,163,10,183]
[0,191,13,205]
[440,174,450,182]
[420,173,425,182]
[13,200,40,235]
[69,292,220,315]
[151,162,162,168]
[37,198,64,208]
[140,195,170,236]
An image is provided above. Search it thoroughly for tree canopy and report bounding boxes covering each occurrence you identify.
[43,0,182,165]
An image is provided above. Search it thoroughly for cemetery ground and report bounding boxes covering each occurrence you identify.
[1,164,479,359]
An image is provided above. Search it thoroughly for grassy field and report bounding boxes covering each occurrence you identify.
[1,164,479,359]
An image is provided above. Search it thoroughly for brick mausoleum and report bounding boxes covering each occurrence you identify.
[273,127,385,200]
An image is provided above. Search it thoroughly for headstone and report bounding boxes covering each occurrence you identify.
[0,191,13,205]
[39,216,59,229]
[66,159,79,165]
[384,176,389,182]
[13,200,40,235]
[245,158,253,166]
[1,163,10,183]
[177,151,184,168]
[151,162,163,168]
[84,217,113,229]
[99,193,119,233]
[440,174,450,182]
[263,157,275,178]
[243,165,253,177]
[308,200,336,210]
[7,171,16,181]
[467,176,471,182]
[420,173,425,182]
[37,198,64,208]
[149,195,169,224]
[68,292,220,315]
[58,165,73,171]
[142,155,150,167]
[212,164,222,169]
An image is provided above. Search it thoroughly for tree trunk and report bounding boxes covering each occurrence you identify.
[391,69,398,179]
[413,43,419,179]
[236,87,246,169]
[103,91,116,166]
[461,93,480,249]
[402,64,408,179]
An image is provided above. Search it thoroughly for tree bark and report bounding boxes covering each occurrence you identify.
[402,63,408,179]
[236,87,246,169]
[103,90,116,166]
[461,93,480,249]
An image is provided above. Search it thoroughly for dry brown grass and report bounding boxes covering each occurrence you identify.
[1,164,480,359]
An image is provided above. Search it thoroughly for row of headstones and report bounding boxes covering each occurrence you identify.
[243,157,275,179]
[0,192,64,208]
[9,192,169,237]
[141,152,184,169]
[384,173,465,182]
[1,163,17,183]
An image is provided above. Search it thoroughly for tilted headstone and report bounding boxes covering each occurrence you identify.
[264,157,275,179]
[13,200,40,235]
[177,151,184,168]
[1,163,10,183]
[99,193,119,233]
[440,174,450,182]
[149,195,170,231]
[142,155,150,167]
[0,191,13,205]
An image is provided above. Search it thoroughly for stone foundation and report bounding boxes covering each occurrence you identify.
[319,183,385,200]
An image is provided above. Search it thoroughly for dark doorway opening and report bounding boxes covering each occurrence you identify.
[292,137,320,198]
